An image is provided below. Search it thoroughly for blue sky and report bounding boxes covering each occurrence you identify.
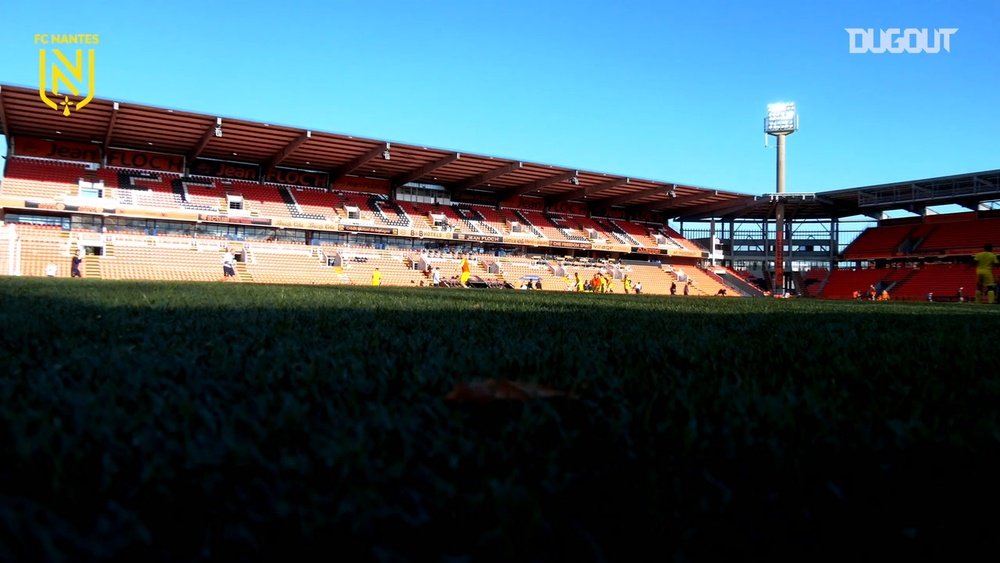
[1,0,997,197]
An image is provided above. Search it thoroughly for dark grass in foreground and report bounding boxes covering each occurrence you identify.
[1,278,999,561]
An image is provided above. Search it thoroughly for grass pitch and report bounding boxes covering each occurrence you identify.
[1,278,998,561]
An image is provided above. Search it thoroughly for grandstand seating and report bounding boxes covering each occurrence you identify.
[100,236,228,282]
[275,185,327,220]
[0,229,10,275]
[571,215,614,243]
[916,217,1000,255]
[182,180,225,211]
[471,205,513,236]
[618,262,674,294]
[0,213,739,296]
[454,205,501,235]
[509,209,544,238]
[613,220,658,248]
[245,242,344,285]
[293,188,339,220]
[331,246,427,286]
[840,215,1000,260]
[394,201,435,230]
[237,184,297,219]
[338,192,379,223]
[104,168,191,209]
[1,158,89,199]
[0,221,842,298]
[11,157,996,300]
[543,215,588,242]
[518,210,565,241]
[667,265,734,296]
[593,217,640,246]
[497,257,567,290]
[651,226,701,253]
[818,268,893,299]
[842,224,920,259]
[367,195,410,227]
[799,268,829,297]
[888,264,980,301]
[430,205,467,232]
[6,224,73,277]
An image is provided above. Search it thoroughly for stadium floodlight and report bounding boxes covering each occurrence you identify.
[570,175,580,186]
[382,148,391,160]
[764,101,798,296]
[765,102,798,134]
[214,117,223,138]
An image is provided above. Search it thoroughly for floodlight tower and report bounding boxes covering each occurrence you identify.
[764,102,798,294]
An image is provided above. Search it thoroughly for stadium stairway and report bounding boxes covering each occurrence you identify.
[82,255,101,279]
[234,261,252,283]
[716,268,762,296]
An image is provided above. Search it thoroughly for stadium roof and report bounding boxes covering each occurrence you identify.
[671,168,1000,222]
[0,83,751,219]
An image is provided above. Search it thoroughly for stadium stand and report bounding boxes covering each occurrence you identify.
[291,188,339,220]
[615,220,662,248]
[509,209,544,238]
[668,265,735,296]
[454,205,500,235]
[8,224,72,277]
[571,215,615,243]
[916,215,1000,256]
[887,263,979,301]
[470,205,513,236]
[518,210,567,241]
[243,242,343,285]
[594,217,641,246]
[841,223,918,260]
[9,141,999,301]
[495,256,566,290]
[0,157,88,199]
[819,268,894,299]
[799,267,829,297]
[840,214,1000,260]
[393,201,435,231]
[102,236,228,282]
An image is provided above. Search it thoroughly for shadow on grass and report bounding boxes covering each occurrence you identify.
[1,278,999,561]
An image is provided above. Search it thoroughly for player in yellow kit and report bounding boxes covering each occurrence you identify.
[459,257,471,287]
[974,243,997,304]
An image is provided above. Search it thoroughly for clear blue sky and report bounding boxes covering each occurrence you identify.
[1,0,997,196]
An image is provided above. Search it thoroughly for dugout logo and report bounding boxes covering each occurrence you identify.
[35,34,100,116]
[845,28,957,54]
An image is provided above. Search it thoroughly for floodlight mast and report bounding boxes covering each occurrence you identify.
[764,102,798,294]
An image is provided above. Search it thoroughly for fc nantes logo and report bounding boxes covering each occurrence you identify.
[36,34,99,117]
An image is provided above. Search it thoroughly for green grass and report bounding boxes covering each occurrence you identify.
[1,278,999,561]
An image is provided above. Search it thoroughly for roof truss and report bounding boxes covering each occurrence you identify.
[266,130,311,172]
[603,184,674,207]
[499,169,578,200]
[329,142,390,183]
[452,161,523,195]
[546,177,629,206]
[677,196,763,221]
[642,190,717,212]
[190,117,222,160]
[0,85,9,138]
[392,152,460,188]
[103,101,120,148]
